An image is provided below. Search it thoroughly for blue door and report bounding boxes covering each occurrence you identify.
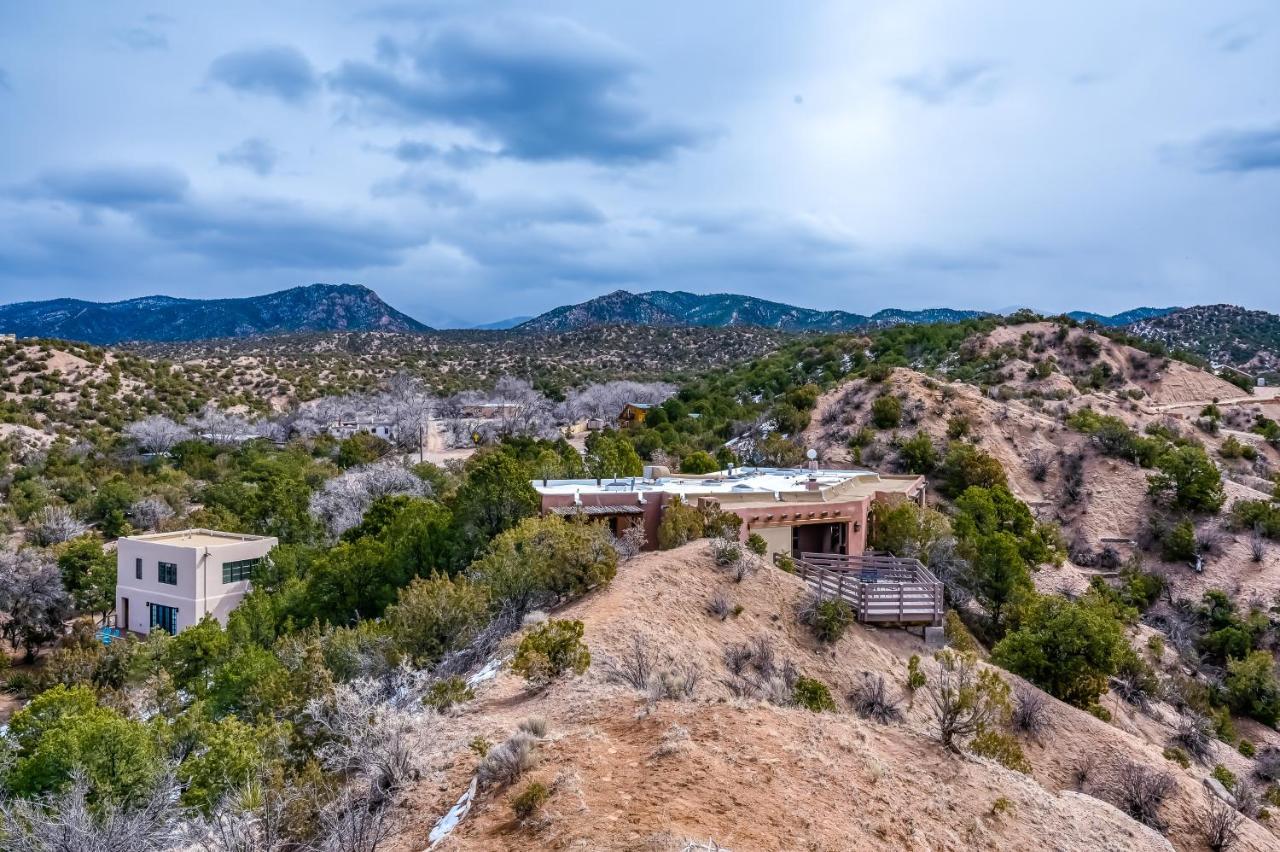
[148,603,178,635]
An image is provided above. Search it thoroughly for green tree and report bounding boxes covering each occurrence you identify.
[5,684,163,805]
[584,429,643,478]
[992,594,1125,708]
[656,496,705,549]
[335,431,392,468]
[386,574,490,665]
[55,536,111,596]
[679,450,719,474]
[468,515,617,614]
[937,443,1008,498]
[512,619,590,687]
[449,451,540,565]
[953,486,1062,569]
[868,500,951,562]
[967,532,1032,629]
[166,616,231,695]
[208,645,291,720]
[1147,445,1225,513]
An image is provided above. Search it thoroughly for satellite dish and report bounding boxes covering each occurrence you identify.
[806,448,817,461]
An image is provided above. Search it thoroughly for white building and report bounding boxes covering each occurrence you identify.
[115,529,277,635]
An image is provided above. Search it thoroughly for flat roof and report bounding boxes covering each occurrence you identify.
[533,467,921,502]
[124,529,275,548]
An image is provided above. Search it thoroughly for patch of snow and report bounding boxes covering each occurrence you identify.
[426,776,478,849]
[466,656,504,687]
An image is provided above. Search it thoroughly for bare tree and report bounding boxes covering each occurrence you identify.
[187,404,258,445]
[28,505,88,545]
[130,498,174,532]
[613,524,647,562]
[563,381,676,422]
[0,546,73,662]
[1171,711,1215,764]
[0,770,185,852]
[191,780,300,852]
[311,787,397,852]
[124,415,193,454]
[308,462,432,539]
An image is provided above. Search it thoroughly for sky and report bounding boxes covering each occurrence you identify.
[0,2,1277,328]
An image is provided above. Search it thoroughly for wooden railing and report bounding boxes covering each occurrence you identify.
[778,551,943,626]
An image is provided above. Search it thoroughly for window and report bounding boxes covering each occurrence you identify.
[135,557,142,580]
[158,561,177,585]
[148,603,178,635]
[222,558,258,584]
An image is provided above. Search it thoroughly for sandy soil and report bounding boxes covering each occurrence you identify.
[386,543,1276,851]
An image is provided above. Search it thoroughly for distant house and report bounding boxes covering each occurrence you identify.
[115,529,277,635]
[618,403,653,428]
[327,416,393,441]
[0,333,15,343]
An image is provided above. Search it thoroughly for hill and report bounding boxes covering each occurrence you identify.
[0,283,430,344]
[517,289,985,333]
[1067,307,1180,327]
[1127,305,1280,382]
[391,541,1276,850]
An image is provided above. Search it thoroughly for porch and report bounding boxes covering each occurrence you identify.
[781,552,944,627]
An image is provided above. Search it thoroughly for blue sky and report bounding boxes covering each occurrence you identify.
[0,2,1277,327]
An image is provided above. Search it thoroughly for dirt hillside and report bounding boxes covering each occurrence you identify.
[387,543,1277,851]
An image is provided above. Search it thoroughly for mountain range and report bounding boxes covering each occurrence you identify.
[1064,306,1180,326]
[515,289,985,333]
[0,284,430,344]
[1126,304,1280,380]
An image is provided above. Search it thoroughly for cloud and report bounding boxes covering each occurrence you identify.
[370,171,475,206]
[1186,123,1280,173]
[330,16,707,164]
[217,137,280,176]
[208,45,318,103]
[892,61,1001,106]
[391,139,494,169]
[22,165,189,208]
[1208,19,1263,53]
[114,26,168,51]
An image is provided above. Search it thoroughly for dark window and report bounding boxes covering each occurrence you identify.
[135,557,142,580]
[148,603,178,635]
[158,561,177,585]
[222,558,258,584]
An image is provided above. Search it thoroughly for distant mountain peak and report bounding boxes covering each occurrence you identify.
[0,283,431,345]
[516,290,986,334]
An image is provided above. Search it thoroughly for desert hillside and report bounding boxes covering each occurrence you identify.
[388,542,1274,851]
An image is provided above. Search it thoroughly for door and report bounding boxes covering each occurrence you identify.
[148,603,179,635]
[120,597,129,632]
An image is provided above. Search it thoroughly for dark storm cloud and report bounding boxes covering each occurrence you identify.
[217,137,280,176]
[208,45,319,103]
[891,61,1001,105]
[330,17,707,164]
[1189,123,1280,173]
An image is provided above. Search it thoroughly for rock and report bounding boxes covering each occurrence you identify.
[1203,777,1237,808]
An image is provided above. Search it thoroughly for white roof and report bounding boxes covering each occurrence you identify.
[124,529,275,549]
[532,467,880,498]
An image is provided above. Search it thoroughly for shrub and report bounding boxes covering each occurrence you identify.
[849,674,903,724]
[745,532,767,557]
[970,728,1031,773]
[1163,746,1191,769]
[477,731,540,787]
[706,593,732,620]
[1255,747,1280,782]
[469,514,618,613]
[906,654,926,691]
[657,496,705,549]
[1240,740,1257,758]
[1212,764,1238,789]
[871,395,902,429]
[944,610,980,656]
[424,676,475,711]
[925,650,1010,753]
[897,432,937,474]
[386,575,489,666]
[1011,688,1048,736]
[1171,711,1215,764]
[647,664,701,701]
[511,620,591,687]
[1111,760,1177,832]
[1200,797,1243,852]
[791,676,837,712]
[710,537,743,567]
[802,597,854,644]
[511,781,550,821]
[1160,520,1198,563]
[1225,651,1280,726]
[937,443,1007,498]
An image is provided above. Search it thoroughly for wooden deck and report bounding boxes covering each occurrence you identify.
[781,552,944,626]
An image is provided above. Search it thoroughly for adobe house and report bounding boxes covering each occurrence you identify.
[532,466,925,558]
